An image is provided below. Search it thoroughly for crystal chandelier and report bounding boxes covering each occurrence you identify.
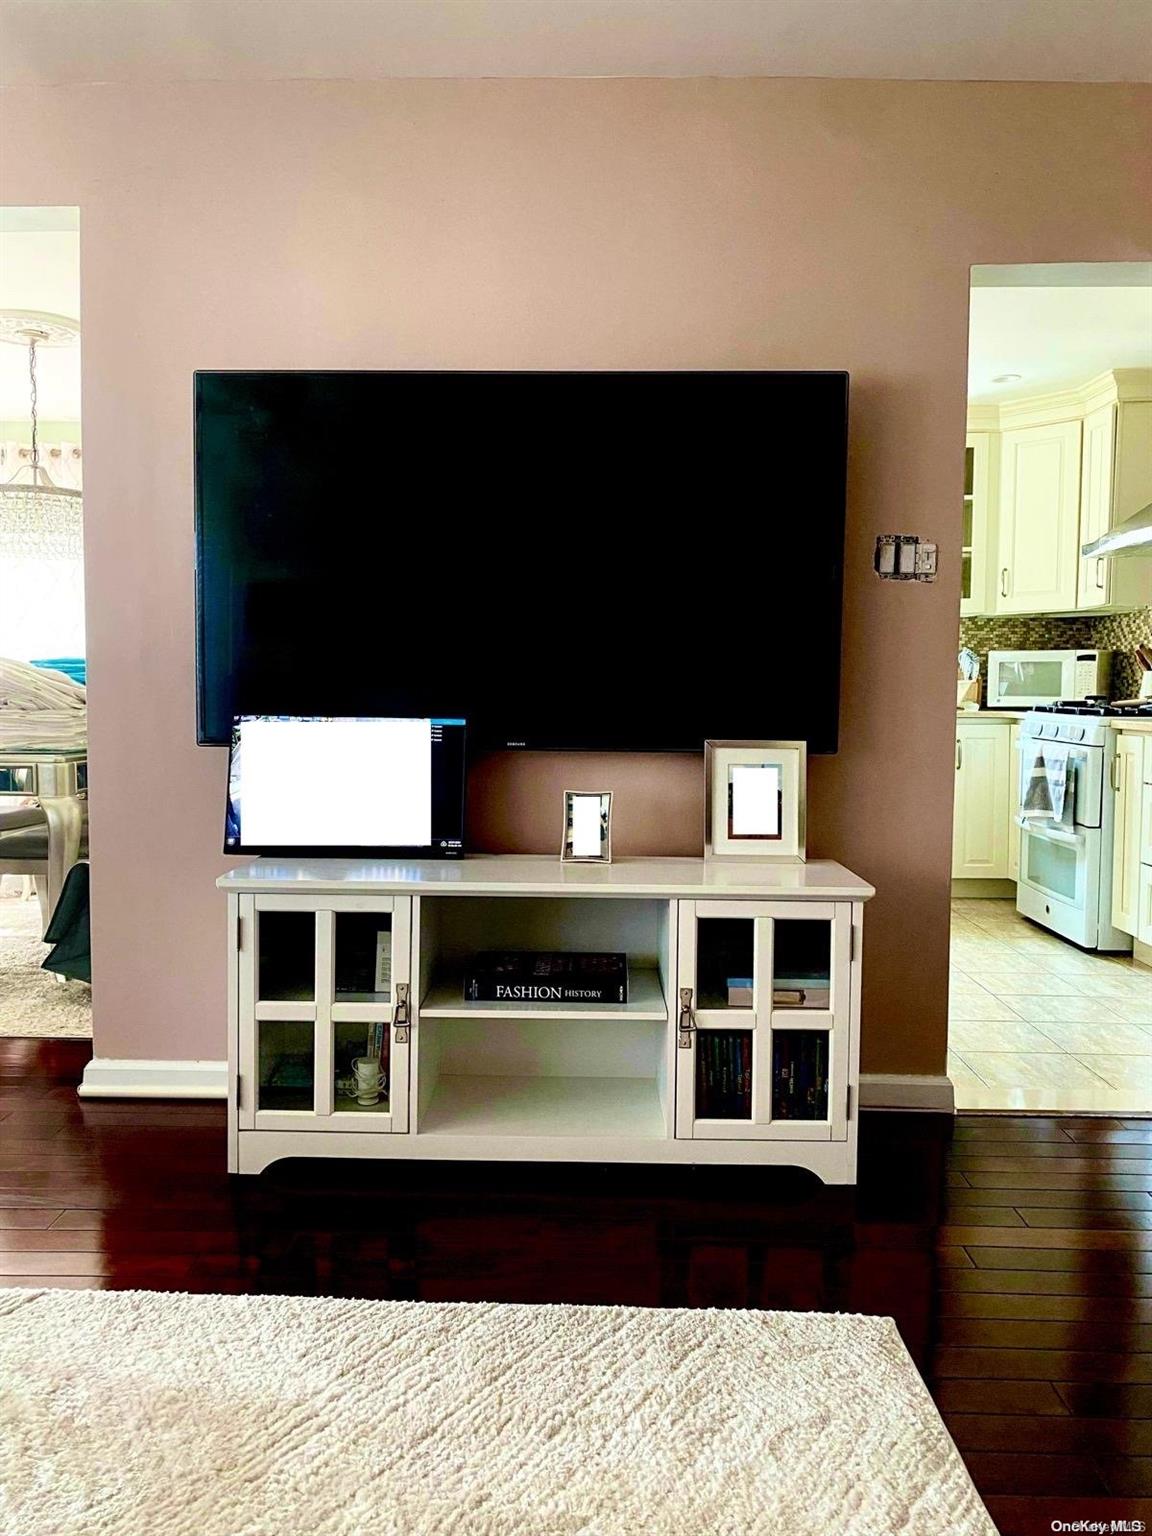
[0,312,82,562]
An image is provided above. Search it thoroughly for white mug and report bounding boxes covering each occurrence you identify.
[351,1056,384,1106]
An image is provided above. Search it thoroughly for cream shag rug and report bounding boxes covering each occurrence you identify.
[0,891,91,1038]
[0,1290,994,1536]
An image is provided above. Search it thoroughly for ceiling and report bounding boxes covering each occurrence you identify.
[1,0,1150,86]
[968,278,1152,405]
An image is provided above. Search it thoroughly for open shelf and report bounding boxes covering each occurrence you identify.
[420,967,667,1021]
[419,1074,666,1139]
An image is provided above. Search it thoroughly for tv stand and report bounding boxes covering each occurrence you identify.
[218,856,874,1183]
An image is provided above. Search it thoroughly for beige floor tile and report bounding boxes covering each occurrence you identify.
[958,1052,1113,1091]
[1072,1054,1152,1092]
[949,940,1022,969]
[1031,1019,1152,1056]
[1038,947,1126,977]
[947,995,1026,1023]
[971,969,1084,997]
[1073,995,1151,1025]
[952,1081,1152,1114]
[1067,970,1152,1001]
[948,1017,1067,1053]
[948,966,986,989]
[1004,994,1126,1025]
[947,1052,987,1091]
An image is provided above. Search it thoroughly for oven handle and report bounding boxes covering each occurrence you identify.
[1015,816,1084,846]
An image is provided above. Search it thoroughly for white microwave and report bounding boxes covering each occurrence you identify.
[986,649,1112,709]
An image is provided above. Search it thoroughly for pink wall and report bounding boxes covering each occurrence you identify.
[0,79,1148,1073]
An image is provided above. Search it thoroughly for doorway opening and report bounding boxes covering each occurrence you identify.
[948,261,1152,1113]
[0,206,90,1040]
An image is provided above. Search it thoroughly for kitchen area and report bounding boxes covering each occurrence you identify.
[950,263,1152,1113]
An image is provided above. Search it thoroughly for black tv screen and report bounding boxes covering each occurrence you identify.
[195,371,848,751]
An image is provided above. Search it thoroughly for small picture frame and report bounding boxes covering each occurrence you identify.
[561,790,613,863]
[704,741,807,861]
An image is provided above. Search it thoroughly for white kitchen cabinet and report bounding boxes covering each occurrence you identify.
[1077,400,1152,612]
[960,433,997,617]
[952,718,1012,880]
[1110,733,1145,938]
[1139,740,1152,946]
[996,420,1082,614]
[1138,865,1152,949]
[1007,723,1022,882]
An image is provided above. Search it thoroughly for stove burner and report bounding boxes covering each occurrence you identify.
[1033,699,1152,718]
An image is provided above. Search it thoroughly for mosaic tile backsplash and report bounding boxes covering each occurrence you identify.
[959,605,1152,704]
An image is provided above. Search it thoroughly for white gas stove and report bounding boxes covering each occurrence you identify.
[1015,699,1141,951]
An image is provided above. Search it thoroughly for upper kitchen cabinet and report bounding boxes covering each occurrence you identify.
[996,419,1082,614]
[1077,379,1152,612]
[960,432,997,617]
[963,370,1152,618]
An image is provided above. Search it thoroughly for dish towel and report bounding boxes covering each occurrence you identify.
[1021,747,1074,825]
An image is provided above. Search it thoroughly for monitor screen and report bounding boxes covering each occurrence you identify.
[225,716,467,856]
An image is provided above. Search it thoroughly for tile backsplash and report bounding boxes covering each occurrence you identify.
[959,605,1152,704]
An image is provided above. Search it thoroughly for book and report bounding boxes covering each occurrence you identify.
[726,976,753,1007]
[773,973,831,1009]
[695,1029,753,1120]
[374,931,392,995]
[465,951,628,1005]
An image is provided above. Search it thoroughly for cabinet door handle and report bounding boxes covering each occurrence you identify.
[678,987,696,1050]
[1096,556,1106,590]
[1000,567,1010,597]
[392,981,411,1044]
[1110,755,1122,793]
[956,738,963,771]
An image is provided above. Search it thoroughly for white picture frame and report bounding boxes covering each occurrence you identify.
[561,790,613,863]
[704,741,807,861]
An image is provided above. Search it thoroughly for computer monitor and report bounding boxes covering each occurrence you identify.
[225,716,467,857]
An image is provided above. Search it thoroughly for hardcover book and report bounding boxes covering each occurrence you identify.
[465,951,628,1005]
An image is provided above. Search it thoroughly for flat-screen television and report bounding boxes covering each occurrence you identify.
[195,371,848,751]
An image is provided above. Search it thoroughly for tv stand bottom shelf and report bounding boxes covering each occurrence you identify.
[421,1074,666,1139]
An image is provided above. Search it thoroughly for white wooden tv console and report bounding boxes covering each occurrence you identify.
[219,857,874,1182]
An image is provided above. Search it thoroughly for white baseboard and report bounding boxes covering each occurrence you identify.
[76,1060,953,1114]
[78,1058,228,1100]
[859,1074,956,1113]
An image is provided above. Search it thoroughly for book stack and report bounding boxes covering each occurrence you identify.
[464,951,628,1005]
[724,974,832,1008]
[695,1031,753,1119]
[773,972,831,1009]
[772,1033,829,1120]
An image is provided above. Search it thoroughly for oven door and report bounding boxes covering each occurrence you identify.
[1016,818,1099,945]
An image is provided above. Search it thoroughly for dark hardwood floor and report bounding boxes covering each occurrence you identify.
[2,1037,1150,1535]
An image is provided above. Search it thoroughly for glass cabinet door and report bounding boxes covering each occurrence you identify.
[239,894,410,1133]
[675,900,852,1142]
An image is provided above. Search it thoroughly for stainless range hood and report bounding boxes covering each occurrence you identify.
[1082,501,1152,558]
